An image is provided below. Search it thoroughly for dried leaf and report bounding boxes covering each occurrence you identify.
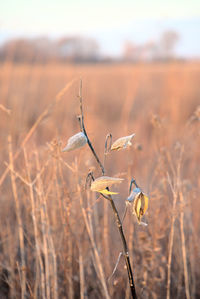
[111,134,135,151]
[62,132,87,152]
[91,176,124,194]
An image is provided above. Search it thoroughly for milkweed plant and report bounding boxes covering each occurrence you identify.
[62,82,149,299]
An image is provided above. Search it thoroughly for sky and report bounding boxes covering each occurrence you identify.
[0,0,200,57]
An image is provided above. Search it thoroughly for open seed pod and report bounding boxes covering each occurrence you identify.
[111,134,135,151]
[127,187,149,224]
[62,132,87,152]
[91,176,124,195]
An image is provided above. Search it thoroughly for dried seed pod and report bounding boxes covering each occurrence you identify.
[91,176,124,195]
[62,132,87,152]
[133,192,148,223]
[126,187,149,224]
[111,134,135,151]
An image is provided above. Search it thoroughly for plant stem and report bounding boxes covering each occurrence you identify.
[78,81,137,299]
[8,135,26,299]
[108,195,137,298]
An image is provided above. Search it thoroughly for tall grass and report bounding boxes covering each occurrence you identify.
[0,62,199,298]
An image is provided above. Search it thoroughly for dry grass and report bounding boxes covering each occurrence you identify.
[0,61,199,298]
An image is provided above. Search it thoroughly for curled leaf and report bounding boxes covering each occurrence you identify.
[111,134,135,151]
[91,176,124,195]
[62,132,87,152]
[126,187,149,224]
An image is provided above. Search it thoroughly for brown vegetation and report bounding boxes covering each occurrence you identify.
[0,62,199,298]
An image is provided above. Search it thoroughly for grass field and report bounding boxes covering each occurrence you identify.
[0,62,199,298]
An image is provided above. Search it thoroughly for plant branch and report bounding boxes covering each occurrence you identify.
[129,178,139,192]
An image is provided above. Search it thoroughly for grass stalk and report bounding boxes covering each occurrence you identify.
[35,153,51,299]
[166,173,178,299]
[79,244,85,299]
[179,191,190,299]
[8,135,26,299]
[77,183,110,299]
[35,151,58,299]
[103,199,111,275]
[23,148,46,299]
[68,235,74,299]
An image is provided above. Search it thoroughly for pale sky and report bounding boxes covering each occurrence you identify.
[0,0,200,57]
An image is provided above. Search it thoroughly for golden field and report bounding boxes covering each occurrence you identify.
[0,62,199,298]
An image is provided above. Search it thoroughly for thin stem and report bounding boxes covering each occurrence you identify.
[78,81,137,299]
[108,195,137,298]
[78,80,105,175]
[179,191,190,299]
[108,252,123,282]
[8,135,26,299]
[103,133,112,170]
[129,178,139,192]
[177,148,190,299]
[166,172,178,299]
[79,244,86,299]
[121,205,128,224]
[23,148,46,298]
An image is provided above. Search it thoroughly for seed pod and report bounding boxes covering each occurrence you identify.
[91,176,124,195]
[111,134,135,151]
[133,192,148,223]
[126,187,149,224]
[62,132,87,152]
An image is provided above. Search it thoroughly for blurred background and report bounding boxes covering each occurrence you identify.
[0,1,200,299]
[0,0,200,62]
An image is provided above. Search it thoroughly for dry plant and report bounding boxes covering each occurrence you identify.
[70,81,149,298]
[0,62,199,299]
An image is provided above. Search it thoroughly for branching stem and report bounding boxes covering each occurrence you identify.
[78,80,137,299]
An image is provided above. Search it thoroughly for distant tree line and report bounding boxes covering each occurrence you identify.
[123,31,179,62]
[0,36,100,63]
[0,31,179,63]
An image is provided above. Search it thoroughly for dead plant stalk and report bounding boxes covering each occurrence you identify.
[78,82,137,299]
[23,148,46,299]
[8,135,26,299]
[166,148,190,299]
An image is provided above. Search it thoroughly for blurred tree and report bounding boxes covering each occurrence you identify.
[123,40,159,62]
[142,41,159,61]
[0,39,34,62]
[0,36,99,63]
[123,41,141,62]
[0,37,56,63]
[159,30,179,60]
[57,36,100,62]
[122,30,179,62]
